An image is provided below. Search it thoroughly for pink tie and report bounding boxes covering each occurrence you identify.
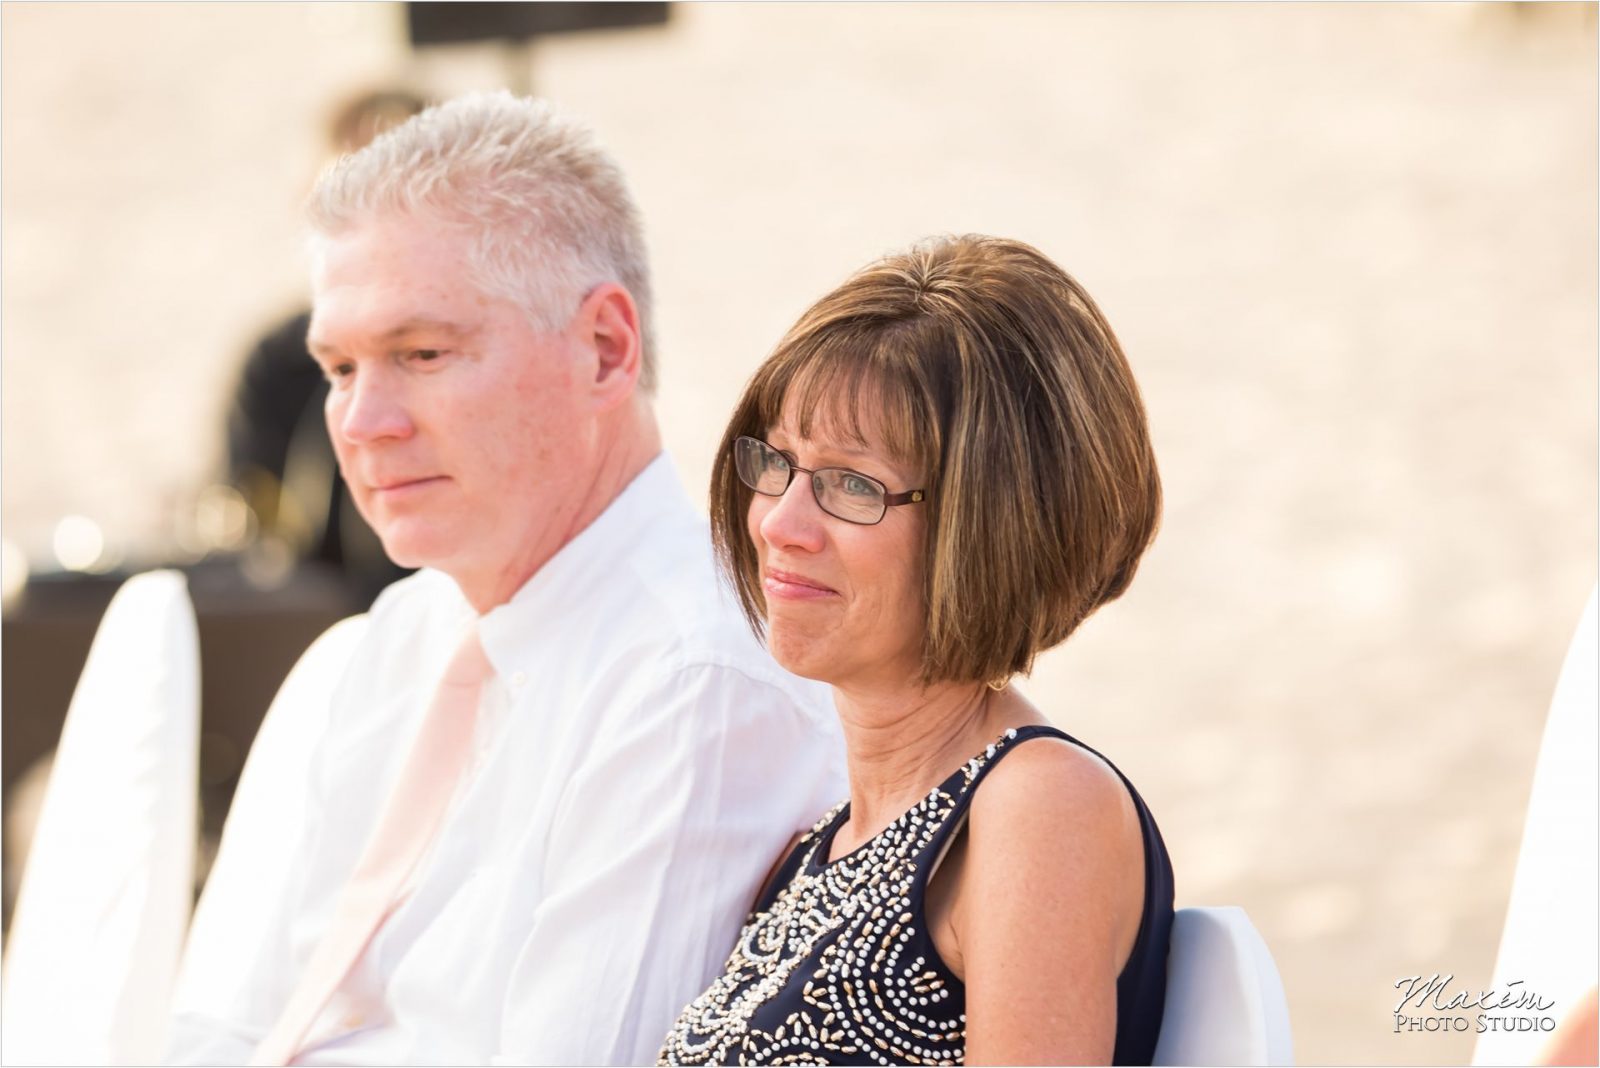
[250,629,494,1066]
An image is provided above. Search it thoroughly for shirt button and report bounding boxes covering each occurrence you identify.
[511,671,527,688]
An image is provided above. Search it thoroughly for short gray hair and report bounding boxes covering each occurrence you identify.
[308,91,657,393]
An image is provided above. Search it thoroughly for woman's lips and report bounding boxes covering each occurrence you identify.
[763,568,839,601]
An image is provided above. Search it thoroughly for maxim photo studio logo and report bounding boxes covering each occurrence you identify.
[1393,974,1556,1035]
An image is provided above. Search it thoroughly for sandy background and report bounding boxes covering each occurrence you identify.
[3,4,1595,1064]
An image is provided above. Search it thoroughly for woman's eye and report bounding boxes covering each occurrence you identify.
[841,474,877,497]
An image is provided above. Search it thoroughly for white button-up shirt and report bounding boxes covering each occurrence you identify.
[166,455,846,1066]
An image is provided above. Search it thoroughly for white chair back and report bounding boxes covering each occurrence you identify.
[1473,588,1597,1066]
[1153,905,1294,1066]
[2,570,200,1065]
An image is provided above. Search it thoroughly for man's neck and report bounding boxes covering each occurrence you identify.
[458,404,663,613]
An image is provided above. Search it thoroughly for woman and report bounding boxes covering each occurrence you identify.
[659,235,1172,1066]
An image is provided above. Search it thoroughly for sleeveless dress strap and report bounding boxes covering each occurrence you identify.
[917,724,1078,875]
[752,802,848,914]
[913,722,1175,1067]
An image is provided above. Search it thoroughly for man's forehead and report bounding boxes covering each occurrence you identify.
[309,212,472,286]
[307,219,496,350]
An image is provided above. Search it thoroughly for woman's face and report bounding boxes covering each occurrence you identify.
[747,398,929,691]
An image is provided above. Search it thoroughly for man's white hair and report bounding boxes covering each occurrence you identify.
[309,91,657,393]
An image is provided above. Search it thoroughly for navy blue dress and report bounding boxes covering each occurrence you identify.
[659,725,1175,1065]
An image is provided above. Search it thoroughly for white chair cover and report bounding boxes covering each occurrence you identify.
[1153,905,1295,1066]
[2,570,200,1065]
[1473,587,1597,1066]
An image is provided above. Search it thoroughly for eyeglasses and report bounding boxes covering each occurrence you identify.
[732,435,925,525]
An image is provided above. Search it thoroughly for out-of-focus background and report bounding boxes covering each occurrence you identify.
[2,3,1594,1064]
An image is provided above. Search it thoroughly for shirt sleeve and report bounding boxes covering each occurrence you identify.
[493,661,843,1067]
[163,616,368,1066]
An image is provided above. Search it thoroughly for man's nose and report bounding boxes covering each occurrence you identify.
[329,370,414,445]
[758,474,828,553]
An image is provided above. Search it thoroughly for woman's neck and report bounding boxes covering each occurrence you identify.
[829,675,1037,853]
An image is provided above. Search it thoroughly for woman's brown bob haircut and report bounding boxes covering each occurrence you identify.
[710,234,1161,686]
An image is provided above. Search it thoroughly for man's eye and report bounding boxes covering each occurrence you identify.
[408,349,444,363]
[323,362,355,384]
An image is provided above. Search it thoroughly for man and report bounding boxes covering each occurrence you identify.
[167,92,844,1066]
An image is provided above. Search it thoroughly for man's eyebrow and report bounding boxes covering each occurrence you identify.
[306,332,337,360]
[378,318,480,342]
[306,318,479,358]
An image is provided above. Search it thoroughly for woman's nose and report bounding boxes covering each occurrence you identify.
[756,473,828,553]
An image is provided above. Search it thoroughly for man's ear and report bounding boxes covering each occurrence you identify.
[573,282,643,410]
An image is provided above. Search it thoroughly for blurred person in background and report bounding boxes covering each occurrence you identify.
[660,235,1174,1066]
[225,88,427,603]
[167,91,844,1066]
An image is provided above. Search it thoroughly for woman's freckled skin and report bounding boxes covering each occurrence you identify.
[747,409,929,694]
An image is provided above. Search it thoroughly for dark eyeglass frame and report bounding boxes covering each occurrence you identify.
[732,435,925,526]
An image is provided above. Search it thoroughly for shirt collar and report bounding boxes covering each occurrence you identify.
[474,451,693,673]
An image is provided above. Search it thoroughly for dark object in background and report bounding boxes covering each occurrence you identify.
[406,2,669,46]
[328,88,432,153]
[225,89,428,607]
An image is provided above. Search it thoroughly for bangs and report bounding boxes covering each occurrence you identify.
[747,322,940,481]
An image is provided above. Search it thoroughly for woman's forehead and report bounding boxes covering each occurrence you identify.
[757,349,932,472]
[766,402,926,489]
[769,392,882,452]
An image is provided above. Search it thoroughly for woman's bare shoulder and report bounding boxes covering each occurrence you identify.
[955,734,1147,1063]
[968,734,1141,851]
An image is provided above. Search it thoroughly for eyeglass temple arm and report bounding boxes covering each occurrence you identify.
[883,489,926,506]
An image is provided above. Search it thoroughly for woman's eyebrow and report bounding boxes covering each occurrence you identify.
[780,442,907,481]
[766,427,874,461]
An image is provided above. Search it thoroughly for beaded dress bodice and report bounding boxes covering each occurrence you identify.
[658,725,1174,1067]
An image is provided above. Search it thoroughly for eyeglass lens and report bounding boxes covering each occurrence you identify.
[733,436,887,524]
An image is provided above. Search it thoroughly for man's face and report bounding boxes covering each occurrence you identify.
[308,213,593,603]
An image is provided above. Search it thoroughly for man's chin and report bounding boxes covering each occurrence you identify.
[373,526,454,572]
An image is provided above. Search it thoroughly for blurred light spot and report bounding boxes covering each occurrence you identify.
[193,484,254,554]
[53,515,104,572]
[242,535,296,591]
[2,540,29,609]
